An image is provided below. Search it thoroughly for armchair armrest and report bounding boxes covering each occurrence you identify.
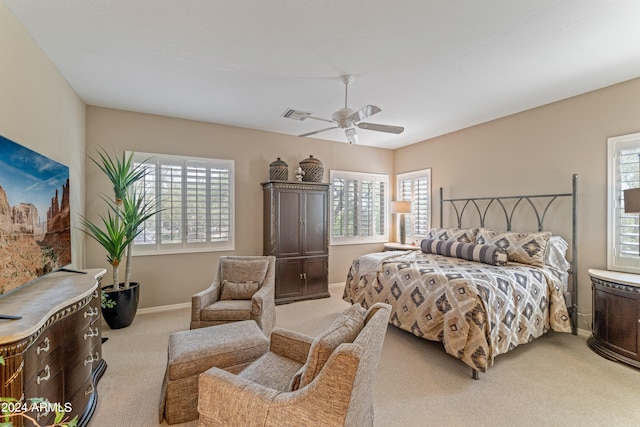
[198,367,279,427]
[191,281,221,322]
[251,283,273,314]
[269,328,313,364]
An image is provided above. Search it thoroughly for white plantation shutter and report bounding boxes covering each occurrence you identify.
[132,152,234,254]
[397,169,431,243]
[608,133,640,272]
[209,165,231,241]
[331,170,388,244]
[161,160,183,244]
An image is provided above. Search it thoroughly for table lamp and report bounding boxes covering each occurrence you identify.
[391,201,412,244]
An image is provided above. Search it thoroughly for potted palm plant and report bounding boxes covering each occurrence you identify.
[80,148,160,329]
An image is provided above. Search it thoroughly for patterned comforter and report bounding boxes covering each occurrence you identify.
[343,251,571,372]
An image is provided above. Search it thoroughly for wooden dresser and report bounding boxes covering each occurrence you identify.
[587,268,640,369]
[0,269,106,426]
[262,181,331,304]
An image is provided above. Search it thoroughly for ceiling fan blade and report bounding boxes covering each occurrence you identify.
[348,105,381,122]
[306,115,336,124]
[282,108,334,124]
[357,122,404,134]
[298,126,339,137]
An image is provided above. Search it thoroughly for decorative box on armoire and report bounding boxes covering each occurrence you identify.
[262,181,331,304]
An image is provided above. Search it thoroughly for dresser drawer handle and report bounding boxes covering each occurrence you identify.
[84,383,95,397]
[36,337,50,355]
[84,327,99,340]
[84,307,99,318]
[37,408,51,421]
[37,364,51,385]
[84,352,100,366]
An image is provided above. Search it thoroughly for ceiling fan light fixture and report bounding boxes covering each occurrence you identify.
[345,127,359,144]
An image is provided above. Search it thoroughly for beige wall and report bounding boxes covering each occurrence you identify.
[85,107,393,308]
[0,3,86,269]
[395,77,640,330]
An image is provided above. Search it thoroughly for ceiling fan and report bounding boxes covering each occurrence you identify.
[281,75,404,144]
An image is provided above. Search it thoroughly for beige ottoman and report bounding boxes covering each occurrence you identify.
[159,320,269,424]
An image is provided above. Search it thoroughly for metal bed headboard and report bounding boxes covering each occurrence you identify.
[439,174,578,335]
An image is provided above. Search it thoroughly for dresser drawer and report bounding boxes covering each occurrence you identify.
[24,322,62,385]
[24,370,63,427]
[89,289,101,324]
[61,306,93,345]
[67,376,95,423]
[65,363,92,401]
[24,351,63,393]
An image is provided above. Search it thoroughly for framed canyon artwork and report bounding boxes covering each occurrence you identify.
[0,135,71,295]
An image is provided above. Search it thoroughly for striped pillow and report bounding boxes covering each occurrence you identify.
[420,239,508,266]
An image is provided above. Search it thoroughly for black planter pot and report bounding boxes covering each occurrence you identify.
[101,282,140,329]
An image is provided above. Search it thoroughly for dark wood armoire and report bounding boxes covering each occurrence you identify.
[262,181,331,304]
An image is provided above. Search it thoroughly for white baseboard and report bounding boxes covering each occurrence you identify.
[138,302,190,315]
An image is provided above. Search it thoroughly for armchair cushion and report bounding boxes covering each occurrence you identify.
[201,300,253,322]
[220,280,259,300]
[293,303,366,390]
[238,351,304,392]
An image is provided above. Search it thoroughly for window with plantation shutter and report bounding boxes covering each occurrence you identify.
[397,169,431,244]
[608,132,640,273]
[131,152,234,254]
[330,170,388,244]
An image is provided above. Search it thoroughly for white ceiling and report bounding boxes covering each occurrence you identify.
[6,1,640,149]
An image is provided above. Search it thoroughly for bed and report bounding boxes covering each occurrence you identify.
[343,175,578,378]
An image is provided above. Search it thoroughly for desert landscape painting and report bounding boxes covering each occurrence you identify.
[0,135,71,295]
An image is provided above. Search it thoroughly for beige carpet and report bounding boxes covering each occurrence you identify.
[91,286,640,427]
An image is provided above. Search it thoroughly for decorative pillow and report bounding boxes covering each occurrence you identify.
[290,303,366,391]
[544,236,571,290]
[476,229,551,267]
[219,280,260,300]
[545,236,570,272]
[420,238,507,266]
[426,227,479,243]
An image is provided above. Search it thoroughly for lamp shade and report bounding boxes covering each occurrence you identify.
[391,201,412,214]
[624,188,640,213]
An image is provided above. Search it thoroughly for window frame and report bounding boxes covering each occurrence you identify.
[396,168,432,245]
[330,170,389,245]
[607,132,640,273]
[130,151,235,256]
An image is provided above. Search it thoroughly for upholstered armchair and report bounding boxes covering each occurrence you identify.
[190,256,276,336]
[197,302,391,427]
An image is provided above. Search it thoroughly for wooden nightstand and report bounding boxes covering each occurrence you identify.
[383,242,421,251]
[587,268,640,369]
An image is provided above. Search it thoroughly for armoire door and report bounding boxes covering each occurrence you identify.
[275,258,304,300]
[276,189,303,257]
[303,190,328,256]
[303,257,328,296]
